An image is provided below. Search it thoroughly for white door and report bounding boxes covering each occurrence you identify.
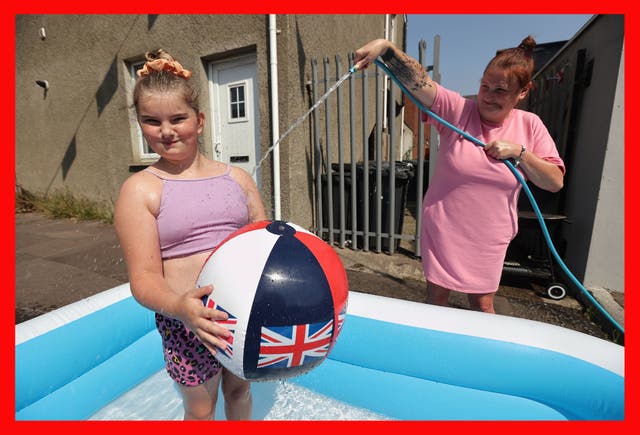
[209,54,260,182]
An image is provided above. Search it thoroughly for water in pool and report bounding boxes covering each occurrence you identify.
[90,370,392,420]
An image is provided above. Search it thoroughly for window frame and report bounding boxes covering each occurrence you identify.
[226,81,249,124]
[127,60,160,164]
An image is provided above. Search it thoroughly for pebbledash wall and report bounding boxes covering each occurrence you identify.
[15,14,405,228]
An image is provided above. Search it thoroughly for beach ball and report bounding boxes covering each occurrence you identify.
[197,220,349,381]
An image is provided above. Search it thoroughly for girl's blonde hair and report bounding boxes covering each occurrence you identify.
[133,49,200,114]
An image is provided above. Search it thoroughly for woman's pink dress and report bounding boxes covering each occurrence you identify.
[421,83,565,293]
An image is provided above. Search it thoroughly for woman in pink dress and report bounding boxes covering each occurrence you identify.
[354,36,565,313]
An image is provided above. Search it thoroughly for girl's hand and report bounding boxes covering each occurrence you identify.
[176,284,231,355]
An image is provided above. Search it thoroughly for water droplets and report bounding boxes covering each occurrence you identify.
[252,70,353,175]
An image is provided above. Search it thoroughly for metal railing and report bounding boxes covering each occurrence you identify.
[310,41,436,256]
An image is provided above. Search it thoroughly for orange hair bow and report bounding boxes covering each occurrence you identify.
[137,58,192,80]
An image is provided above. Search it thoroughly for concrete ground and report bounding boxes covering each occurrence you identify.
[15,212,623,343]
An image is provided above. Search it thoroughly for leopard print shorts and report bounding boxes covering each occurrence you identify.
[155,313,222,386]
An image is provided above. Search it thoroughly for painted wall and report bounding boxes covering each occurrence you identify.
[582,44,624,292]
[528,14,624,293]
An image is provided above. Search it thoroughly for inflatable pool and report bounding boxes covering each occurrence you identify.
[15,283,623,420]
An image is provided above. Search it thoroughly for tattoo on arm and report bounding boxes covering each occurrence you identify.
[381,47,432,92]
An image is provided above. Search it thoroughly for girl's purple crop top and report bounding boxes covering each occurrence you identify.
[146,166,250,259]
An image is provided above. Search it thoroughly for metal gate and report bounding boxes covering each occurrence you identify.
[310,40,438,256]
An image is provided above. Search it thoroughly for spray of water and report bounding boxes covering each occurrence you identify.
[251,69,353,176]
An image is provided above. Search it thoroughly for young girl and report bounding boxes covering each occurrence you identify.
[353,37,565,314]
[114,49,267,420]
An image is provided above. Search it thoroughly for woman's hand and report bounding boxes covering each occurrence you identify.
[354,38,436,108]
[483,140,522,161]
[485,139,564,192]
[175,284,232,355]
[353,39,391,71]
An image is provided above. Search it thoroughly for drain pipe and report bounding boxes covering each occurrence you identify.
[382,14,390,131]
[268,14,281,220]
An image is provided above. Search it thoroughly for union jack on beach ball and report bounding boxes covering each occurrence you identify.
[197,220,349,381]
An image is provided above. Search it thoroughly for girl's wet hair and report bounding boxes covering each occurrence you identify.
[133,49,200,113]
[485,36,536,90]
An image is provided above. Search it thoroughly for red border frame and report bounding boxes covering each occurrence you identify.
[4,3,636,433]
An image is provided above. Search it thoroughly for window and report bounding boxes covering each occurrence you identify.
[228,83,247,122]
[128,61,159,163]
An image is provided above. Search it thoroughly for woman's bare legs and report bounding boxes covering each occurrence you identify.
[426,281,451,306]
[427,281,496,313]
[467,292,496,313]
